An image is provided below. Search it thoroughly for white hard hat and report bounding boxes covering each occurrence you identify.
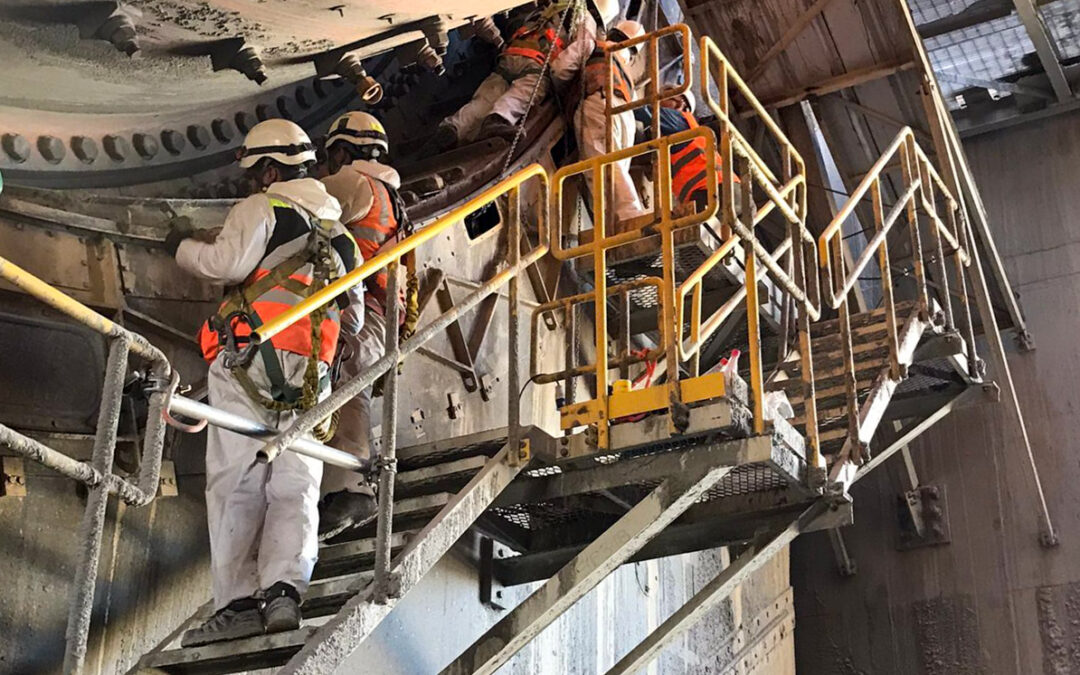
[237,119,316,169]
[613,19,645,53]
[682,89,696,114]
[325,111,389,153]
[589,0,619,28]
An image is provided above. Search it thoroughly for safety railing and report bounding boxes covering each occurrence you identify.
[541,127,716,450]
[605,23,693,149]
[248,164,549,601]
[818,127,977,456]
[672,36,822,468]
[0,251,369,674]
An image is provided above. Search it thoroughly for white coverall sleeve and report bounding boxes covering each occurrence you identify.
[550,32,595,90]
[323,171,375,228]
[175,196,273,286]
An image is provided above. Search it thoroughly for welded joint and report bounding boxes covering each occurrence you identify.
[1,457,26,497]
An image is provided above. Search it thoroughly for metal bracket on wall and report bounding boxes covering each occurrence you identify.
[897,484,950,550]
[1,456,27,497]
[479,536,509,610]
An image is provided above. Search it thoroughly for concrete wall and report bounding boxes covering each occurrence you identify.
[793,109,1080,674]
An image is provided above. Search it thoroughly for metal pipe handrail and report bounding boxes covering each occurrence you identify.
[254,163,550,344]
[549,126,718,261]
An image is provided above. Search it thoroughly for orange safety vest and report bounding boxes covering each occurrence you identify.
[503,22,564,65]
[669,111,738,205]
[198,198,351,365]
[581,40,633,103]
[345,174,400,304]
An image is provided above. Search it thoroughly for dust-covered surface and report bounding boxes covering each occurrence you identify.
[912,595,984,674]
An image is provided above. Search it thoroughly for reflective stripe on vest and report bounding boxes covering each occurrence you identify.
[346,175,399,296]
[669,111,738,204]
[198,197,342,364]
[582,41,633,102]
[504,24,564,64]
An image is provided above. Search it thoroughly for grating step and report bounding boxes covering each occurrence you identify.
[810,301,920,339]
[397,430,507,471]
[395,455,488,499]
[138,627,313,674]
[313,530,414,580]
[326,492,452,545]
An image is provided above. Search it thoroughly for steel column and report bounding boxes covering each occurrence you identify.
[63,337,129,675]
[439,461,736,675]
[374,259,402,602]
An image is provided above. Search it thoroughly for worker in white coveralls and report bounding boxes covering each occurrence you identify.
[434,0,571,149]
[317,111,408,540]
[551,11,648,227]
[165,119,364,647]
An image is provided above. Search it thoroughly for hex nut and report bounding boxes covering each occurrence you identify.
[295,85,313,109]
[2,133,31,163]
[37,135,66,164]
[71,136,99,164]
[103,134,130,161]
[161,129,186,155]
[235,111,256,134]
[133,133,159,159]
[211,118,235,143]
[255,103,273,121]
[187,125,211,149]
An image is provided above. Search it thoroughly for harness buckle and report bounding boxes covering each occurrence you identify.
[213,311,259,369]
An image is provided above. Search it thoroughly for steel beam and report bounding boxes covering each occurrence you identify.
[605,505,821,675]
[1011,0,1072,102]
[279,443,525,674]
[440,459,737,675]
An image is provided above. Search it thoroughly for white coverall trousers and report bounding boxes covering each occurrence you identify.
[444,55,550,144]
[323,306,387,496]
[205,351,324,610]
[575,92,647,225]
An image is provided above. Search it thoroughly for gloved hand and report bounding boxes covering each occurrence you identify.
[164,216,194,257]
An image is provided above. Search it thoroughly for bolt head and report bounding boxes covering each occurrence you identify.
[276,96,294,120]
[133,133,159,159]
[255,104,273,121]
[295,85,313,109]
[2,133,31,163]
[37,135,65,164]
[234,111,256,134]
[71,136,98,163]
[103,134,130,161]
[161,129,186,155]
[211,118,236,143]
[187,125,211,149]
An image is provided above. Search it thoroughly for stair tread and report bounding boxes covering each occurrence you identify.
[138,627,314,672]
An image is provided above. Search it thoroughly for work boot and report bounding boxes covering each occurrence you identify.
[318,490,378,541]
[433,123,459,151]
[479,114,518,142]
[263,582,302,634]
[181,597,264,647]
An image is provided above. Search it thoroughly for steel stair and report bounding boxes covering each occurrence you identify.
[134,434,515,674]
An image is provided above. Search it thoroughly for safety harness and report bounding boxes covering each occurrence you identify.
[204,197,346,440]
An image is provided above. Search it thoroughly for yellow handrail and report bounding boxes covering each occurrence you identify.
[254,163,549,343]
[0,255,168,365]
[549,126,717,261]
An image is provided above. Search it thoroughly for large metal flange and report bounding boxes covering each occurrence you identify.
[0,77,356,189]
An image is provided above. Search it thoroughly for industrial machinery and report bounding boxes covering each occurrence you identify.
[0,2,1055,673]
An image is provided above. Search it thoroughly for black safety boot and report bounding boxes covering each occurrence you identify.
[181,597,264,647]
[263,582,302,634]
[318,490,379,541]
[480,114,518,142]
[433,123,459,151]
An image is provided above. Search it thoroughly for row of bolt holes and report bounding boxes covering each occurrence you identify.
[0,79,346,166]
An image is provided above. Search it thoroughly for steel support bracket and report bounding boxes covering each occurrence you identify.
[479,536,508,610]
[897,484,950,550]
[1,456,26,497]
